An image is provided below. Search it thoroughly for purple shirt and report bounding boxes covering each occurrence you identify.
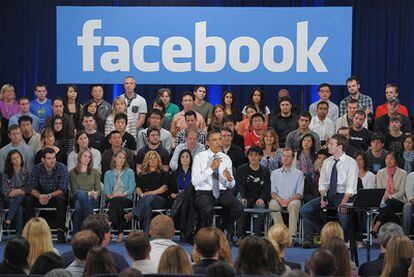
[0,101,19,120]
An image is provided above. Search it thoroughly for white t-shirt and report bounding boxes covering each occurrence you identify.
[120,93,147,124]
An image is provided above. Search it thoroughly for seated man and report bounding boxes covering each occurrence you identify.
[306,248,337,276]
[66,230,100,277]
[192,227,220,274]
[300,134,358,248]
[26,148,69,242]
[148,215,177,268]
[61,213,129,272]
[137,109,172,153]
[221,127,245,169]
[269,148,304,237]
[285,111,321,153]
[104,112,136,152]
[348,110,372,151]
[169,129,205,171]
[222,115,244,150]
[375,83,409,119]
[402,171,414,236]
[125,230,157,274]
[374,97,412,135]
[192,130,243,235]
[235,146,270,238]
[365,133,387,174]
[244,113,266,151]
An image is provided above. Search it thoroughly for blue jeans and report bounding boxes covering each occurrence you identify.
[300,194,352,242]
[132,194,167,233]
[72,191,99,234]
[5,194,25,234]
[402,202,413,236]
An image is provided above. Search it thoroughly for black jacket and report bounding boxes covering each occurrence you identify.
[269,114,299,147]
[303,172,320,203]
[358,253,384,277]
[192,259,219,274]
[226,143,246,170]
[236,163,271,202]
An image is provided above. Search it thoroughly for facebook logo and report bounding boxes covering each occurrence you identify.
[57,7,352,85]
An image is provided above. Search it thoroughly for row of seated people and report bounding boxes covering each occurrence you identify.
[0,213,413,277]
[2,128,414,250]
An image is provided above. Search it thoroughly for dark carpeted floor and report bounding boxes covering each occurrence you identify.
[0,235,382,270]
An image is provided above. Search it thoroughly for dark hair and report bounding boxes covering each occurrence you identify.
[17,96,30,104]
[346,75,359,84]
[18,115,33,125]
[222,115,236,124]
[177,149,193,174]
[3,149,25,179]
[41,147,56,159]
[184,110,197,119]
[71,230,100,261]
[114,112,128,125]
[390,114,402,123]
[299,111,312,120]
[35,83,47,90]
[119,267,143,277]
[74,131,89,153]
[90,84,104,91]
[263,237,286,274]
[316,100,329,109]
[158,87,171,97]
[147,126,160,137]
[244,104,258,113]
[83,246,116,276]
[348,98,359,105]
[318,83,332,91]
[81,112,95,122]
[220,126,233,135]
[108,130,121,140]
[354,109,366,119]
[247,146,264,157]
[386,151,398,162]
[81,214,111,244]
[386,83,399,94]
[278,96,293,106]
[370,132,385,144]
[194,85,206,92]
[181,91,195,101]
[249,88,267,114]
[316,148,330,158]
[30,252,63,275]
[7,124,20,134]
[3,235,30,272]
[195,227,220,258]
[125,230,150,261]
[221,90,238,113]
[148,109,163,119]
[64,84,79,108]
[207,130,221,141]
[250,113,265,125]
[50,115,65,135]
[324,236,351,277]
[307,248,336,276]
[330,134,348,151]
[52,97,64,106]
[234,236,271,275]
[297,133,316,162]
[354,150,368,171]
[204,261,236,277]
[151,97,166,114]
[83,101,98,116]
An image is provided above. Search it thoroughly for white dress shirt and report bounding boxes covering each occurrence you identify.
[192,149,235,191]
[309,100,339,121]
[309,116,335,142]
[319,152,358,195]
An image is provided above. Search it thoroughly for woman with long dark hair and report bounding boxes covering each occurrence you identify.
[83,246,116,276]
[1,149,29,234]
[80,100,105,133]
[34,128,67,164]
[241,88,270,125]
[50,115,74,156]
[67,131,101,171]
[0,236,30,274]
[221,90,242,122]
[63,84,82,130]
[295,133,316,175]
[169,149,193,241]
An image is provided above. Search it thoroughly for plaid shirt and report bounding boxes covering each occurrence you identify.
[28,162,69,194]
[339,93,374,117]
[175,128,207,146]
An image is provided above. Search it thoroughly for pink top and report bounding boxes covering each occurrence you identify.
[0,101,19,120]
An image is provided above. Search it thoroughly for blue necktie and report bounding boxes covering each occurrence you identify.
[328,159,339,203]
[212,155,220,199]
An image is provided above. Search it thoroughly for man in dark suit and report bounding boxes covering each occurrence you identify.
[192,227,220,274]
[61,214,129,273]
[359,222,403,277]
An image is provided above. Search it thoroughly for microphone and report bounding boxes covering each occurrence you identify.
[321,191,328,212]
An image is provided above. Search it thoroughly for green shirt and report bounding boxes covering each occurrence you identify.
[193,101,213,122]
[165,103,180,121]
[69,168,101,193]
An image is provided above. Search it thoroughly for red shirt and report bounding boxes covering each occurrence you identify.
[244,131,262,150]
[375,103,409,118]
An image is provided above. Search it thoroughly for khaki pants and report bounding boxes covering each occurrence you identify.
[269,199,301,236]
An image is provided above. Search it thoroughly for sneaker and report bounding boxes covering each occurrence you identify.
[57,229,67,243]
[303,240,312,249]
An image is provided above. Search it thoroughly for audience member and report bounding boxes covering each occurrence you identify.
[63,84,82,130]
[19,115,42,153]
[101,130,135,174]
[89,84,112,122]
[105,96,135,137]
[295,133,317,175]
[269,148,304,237]
[209,104,225,131]
[119,268,143,277]
[30,83,53,130]
[0,84,19,121]
[221,127,245,169]
[336,98,367,131]
[320,221,344,246]
[244,113,266,151]
[193,85,213,124]
[234,236,272,275]
[50,115,74,155]
[355,151,376,189]
[223,115,244,150]
[260,128,282,172]
[125,230,156,274]
[271,89,302,116]
[137,109,172,152]
[81,112,106,152]
[0,235,30,275]
[309,83,339,121]
[30,252,63,275]
[104,112,136,151]
[204,261,236,277]
[375,83,409,118]
[81,100,106,133]
[385,115,406,158]
[169,129,204,171]
[192,227,232,265]
[158,88,179,120]
[35,128,67,164]
[149,97,172,130]
[306,248,337,276]
[323,236,352,277]
[339,76,373,122]
[192,227,221,274]
[403,135,414,173]
[365,132,388,174]
[67,131,102,171]
[374,96,412,135]
[9,96,40,132]
[44,98,75,143]
[303,149,329,203]
[66,230,100,277]
[348,110,372,151]
[380,234,414,277]
[359,222,403,277]
[285,111,321,152]
[175,110,207,147]
[241,88,270,125]
[269,97,299,148]
[221,90,242,122]
[309,100,335,144]
[337,126,358,157]
[236,104,258,137]
[158,245,193,274]
[104,149,135,242]
[403,171,414,235]
[83,246,116,276]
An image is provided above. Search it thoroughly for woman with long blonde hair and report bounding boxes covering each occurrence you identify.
[0,84,19,120]
[267,223,300,270]
[126,150,169,233]
[104,96,136,138]
[158,245,193,274]
[320,221,344,246]
[22,217,55,268]
[381,234,414,277]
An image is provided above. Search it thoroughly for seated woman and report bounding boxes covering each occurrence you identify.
[126,150,169,233]
[67,131,102,172]
[1,149,29,234]
[105,96,135,138]
[372,151,408,235]
[104,149,135,242]
[295,133,316,175]
[260,128,282,172]
[208,104,225,131]
[34,128,66,165]
[50,115,74,156]
[69,149,101,234]
[169,149,193,241]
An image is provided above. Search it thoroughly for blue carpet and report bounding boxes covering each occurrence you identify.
[0,236,382,270]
